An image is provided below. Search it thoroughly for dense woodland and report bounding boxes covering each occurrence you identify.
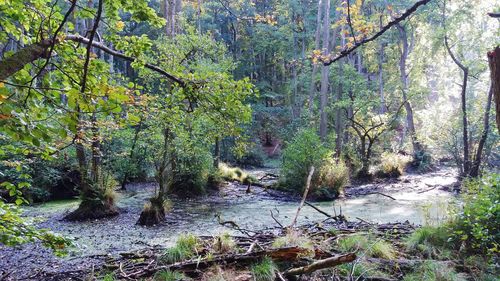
[0,0,499,280]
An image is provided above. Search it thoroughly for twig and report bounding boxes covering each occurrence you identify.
[270,210,284,228]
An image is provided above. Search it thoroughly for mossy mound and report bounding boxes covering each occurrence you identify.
[64,198,118,221]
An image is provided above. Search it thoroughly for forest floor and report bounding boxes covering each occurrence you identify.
[0,166,460,280]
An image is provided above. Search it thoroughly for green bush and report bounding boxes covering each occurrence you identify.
[280,129,348,199]
[236,144,266,167]
[312,157,349,199]
[450,174,499,255]
[169,137,213,198]
[280,129,329,193]
[375,152,411,178]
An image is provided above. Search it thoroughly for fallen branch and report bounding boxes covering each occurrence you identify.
[305,201,346,222]
[366,192,396,200]
[130,247,310,278]
[283,253,357,276]
[270,210,284,228]
[290,166,315,228]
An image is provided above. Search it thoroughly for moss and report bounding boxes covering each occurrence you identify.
[137,198,169,226]
[251,257,277,281]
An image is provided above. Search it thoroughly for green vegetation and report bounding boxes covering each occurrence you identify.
[0,0,498,279]
[154,270,188,281]
[403,261,464,281]
[375,152,412,178]
[251,257,277,281]
[161,234,200,264]
[337,234,396,259]
[211,232,238,254]
[280,129,348,199]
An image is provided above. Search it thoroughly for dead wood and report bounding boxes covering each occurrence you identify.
[365,191,397,200]
[290,166,315,228]
[305,201,346,222]
[283,253,356,276]
[129,247,311,278]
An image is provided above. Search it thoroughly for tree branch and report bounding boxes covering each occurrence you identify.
[0,36,185,86]
[323,0,432,66]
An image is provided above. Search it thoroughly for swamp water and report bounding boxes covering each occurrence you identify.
[20,167,458,257]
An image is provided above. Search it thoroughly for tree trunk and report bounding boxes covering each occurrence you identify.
[308,0,323,115]
[319,0,331,141]
[213,137,220,168]
[378,17,386,114]
[396,23,422,157]
[488,46,500,132]
[469,87,493,177]
[445,36,470,176]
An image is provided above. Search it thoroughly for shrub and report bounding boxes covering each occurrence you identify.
[312,157,349,199]
[375,152,411,178]
[251,257,277,281]
[169,138,213,198]
[280,129,348,198]
[280,129,330,193]
[449,174,499,255]
[162,234,200,264]
[236,144,266,167]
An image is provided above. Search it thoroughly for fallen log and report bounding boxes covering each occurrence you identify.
[129,247,311,278]
[283,253,356,276]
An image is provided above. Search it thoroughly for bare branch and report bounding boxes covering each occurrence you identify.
[323,0,432,66]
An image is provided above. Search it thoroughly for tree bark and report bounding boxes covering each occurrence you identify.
[469,86,493,177]
[488,47,500,132]
[319,0,331,141]
[445,36,470,176]
[396,23,422,157]
[308,0,323,115]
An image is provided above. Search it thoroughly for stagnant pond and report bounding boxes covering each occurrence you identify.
[0,167,459,279]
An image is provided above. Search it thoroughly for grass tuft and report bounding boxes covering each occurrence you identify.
[251,257,277,281]
[272,229,314,252]
[162,234,200,264]
[211,232,237,254]
[403,260,465,281]
[154,270,188,281]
